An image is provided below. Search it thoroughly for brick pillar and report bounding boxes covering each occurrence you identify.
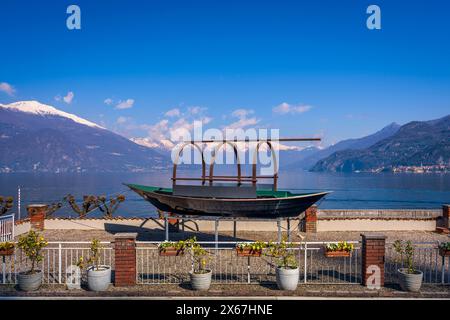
[114,233,137,287]
[303,205,317,233]
[443,205,450,229]
[361,233,386,288]
[27,204,48,231]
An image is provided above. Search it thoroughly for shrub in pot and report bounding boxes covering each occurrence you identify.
[393,240,423,292]
[266,239,299,290]
[77,239,111,291]
[17,231,48,291]
[186,237,212,290]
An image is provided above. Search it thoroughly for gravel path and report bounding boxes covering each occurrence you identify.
[1,283,449,298]
[36,229,450,243]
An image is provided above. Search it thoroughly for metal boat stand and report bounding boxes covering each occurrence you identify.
[162,213,294,245]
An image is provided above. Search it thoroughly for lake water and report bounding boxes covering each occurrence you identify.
[0,171,449,218]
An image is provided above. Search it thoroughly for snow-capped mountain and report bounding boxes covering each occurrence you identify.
[130,137,175,150]
[0,101,169,173]
[0,101,105,129]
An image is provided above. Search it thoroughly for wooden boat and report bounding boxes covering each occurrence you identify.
[126,183,329,218]
[126,137,330,219]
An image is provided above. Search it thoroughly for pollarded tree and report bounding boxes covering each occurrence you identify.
[64,194,99,218]
[97,195,125,218]
[45,202,63,218]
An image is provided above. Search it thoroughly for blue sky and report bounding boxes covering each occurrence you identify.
[1,0,449,147]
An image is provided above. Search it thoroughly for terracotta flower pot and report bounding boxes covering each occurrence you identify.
[158,247,185,256]
[236,247,262,257]
[439,248,450,257]
[324,250,351,258]
[0,248,14,256]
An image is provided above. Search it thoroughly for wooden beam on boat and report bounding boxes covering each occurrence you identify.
[184,137,321,143]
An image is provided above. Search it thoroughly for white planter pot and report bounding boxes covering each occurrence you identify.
[87,265,111,292]
[18,270,43,291]
[276,267,299,290]
[189,270,212,290]
[398,268,423,292]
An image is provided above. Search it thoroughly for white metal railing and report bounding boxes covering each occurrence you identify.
[0,214,14,242]
[1,241,113,285]
[135,241,361,285]
[385,242,450,285]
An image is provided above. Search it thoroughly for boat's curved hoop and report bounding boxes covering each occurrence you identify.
[209,141,241,185]
[252,141,278,190]
[172,142,206,186]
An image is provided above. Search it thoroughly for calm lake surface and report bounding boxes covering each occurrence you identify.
[0,171,449,218]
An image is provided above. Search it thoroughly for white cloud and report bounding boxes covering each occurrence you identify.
[127,106,213,149]
[116,116,131,124]
[63,91,74,104]
[188,106,206,115]
[115,99,135,109]
[165,108,181,117]
[231,109,253,118]
[225,108,259,130]
[104,98,113,105]
[273,102,312,115]
[0,82,16,96]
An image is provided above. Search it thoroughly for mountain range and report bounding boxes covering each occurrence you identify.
[284,122,401,170]
[311,115,450,172]
[0,101,448,173]
[0,101,169,173]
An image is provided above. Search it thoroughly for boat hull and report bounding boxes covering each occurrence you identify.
[127,184,329,218]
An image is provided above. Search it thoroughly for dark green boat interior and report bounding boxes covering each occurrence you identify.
[126,183,304,198]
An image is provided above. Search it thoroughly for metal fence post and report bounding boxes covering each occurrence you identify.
[58,243,62,284]
[165,216,169,241]
[304,242,308,284]
[277,219,281,243]
[12,213,15,239]
[2,256,5,284]
[247,256,251,284]
[215,219,219,249]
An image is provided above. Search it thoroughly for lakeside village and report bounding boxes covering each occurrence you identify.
[363,164,450,174]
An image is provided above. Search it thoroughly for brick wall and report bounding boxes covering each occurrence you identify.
[361,233,386,288]
[27,204,48,231]
[443,205,450,229]
[114,233,137,287]
[302,205,317,233]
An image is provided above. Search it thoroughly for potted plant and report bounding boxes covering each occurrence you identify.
[0,241,15,256]
[393,240,423,292]
[158,240,187,256]
[16,231,48,291]
[325,241,354,258]
[438,242,450,257]
[186,237,212,290]
[266,239,299,290]
[236,241,266,257]
[77,239,111,291]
